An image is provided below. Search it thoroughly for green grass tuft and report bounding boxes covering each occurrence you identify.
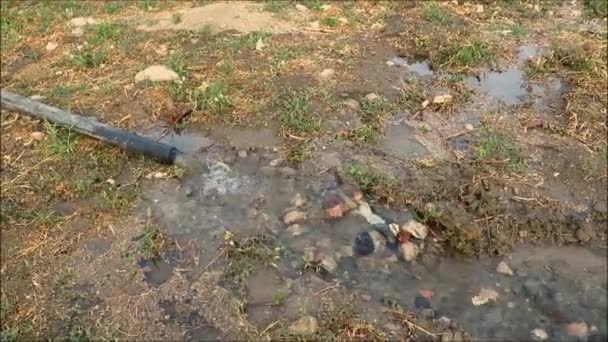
[71,46,107,68]
[137,0,158,10]
[348,164,396,192]
[165,54,187,77]
[44,122,76,157]
[224,31,271,50]
[135,208,165,258]
[265,0,288,12]
[321,17,339,27]
[510,23,527,38]
[91,22,122,43]
[434,41,495,68]
[224,234,281,286]
[104,2,124,14]
[274,91,322,136]
[583,0,607,17]
[421,2,453,26]
[190,81,232,114]
[301,0,323,11]
[475,128,524,172]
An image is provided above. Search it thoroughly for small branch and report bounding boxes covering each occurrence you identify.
[312,281,340,297]
[259,320,280,337]
[201,248,226,273]
[388,309,439,337]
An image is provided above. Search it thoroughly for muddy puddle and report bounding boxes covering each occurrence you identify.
[380,121,431,160]
[390,56,434,78]
[464,68,563,112]
[136,135,607,341]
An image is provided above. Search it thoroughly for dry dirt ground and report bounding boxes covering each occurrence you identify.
[1,1,607,341]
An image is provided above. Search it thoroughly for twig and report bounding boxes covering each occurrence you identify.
[201,248,226,273]
[410,109,424,120]
[259,320,280,337]
[511,196,537,202]
[303,28,335,33]
[473,214,505,223]
[388,309,438,337]
[312,281,340,297]
[2,156,55,188]
[444,130,467,140]
[511,196,545,207]
[0,114,19,128]
[286,133,306,141]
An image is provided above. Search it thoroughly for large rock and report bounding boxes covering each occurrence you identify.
[288,316,318,335]
[135,65,179,82]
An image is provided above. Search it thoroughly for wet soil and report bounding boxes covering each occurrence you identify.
[136,141,606,341]
[1,1,606,341]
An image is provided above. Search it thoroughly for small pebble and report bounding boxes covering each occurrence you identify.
[414,296,431,310]
[360,294,371,301]
[291,193,306,207]
[30,131,46,141]
[365,93,379,101]
[399,241,419,261]
[269,157,283,167]
[531,328,548,340]
[343,98,360,111]
[419,288,434,299]
[436,316,451,330]
[238,150,248,158]
[433,94,453,104]
[471,287,499,306]
[575,224,594,242]
[184,186,193,196]
[295,3,308,12]
[320,255,337,273]
[496,261,514,276]
[319,68,335,80]
[383,323,400,331]
[283,210,306,225]
[288,316,318,335]
[286,224,305,236]
[45,42,58,51]
[565,322,588,339]
[402,220,429,240]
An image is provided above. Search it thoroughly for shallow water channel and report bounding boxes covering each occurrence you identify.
[137,143,607,341]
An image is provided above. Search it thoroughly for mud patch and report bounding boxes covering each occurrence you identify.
[134,2,295,34]
[138,258,174,287]
[380,122,431,160]
[140,140,606,340]
[205,125,282,149]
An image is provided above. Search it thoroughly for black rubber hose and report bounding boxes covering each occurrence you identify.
[1,90,181,164]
